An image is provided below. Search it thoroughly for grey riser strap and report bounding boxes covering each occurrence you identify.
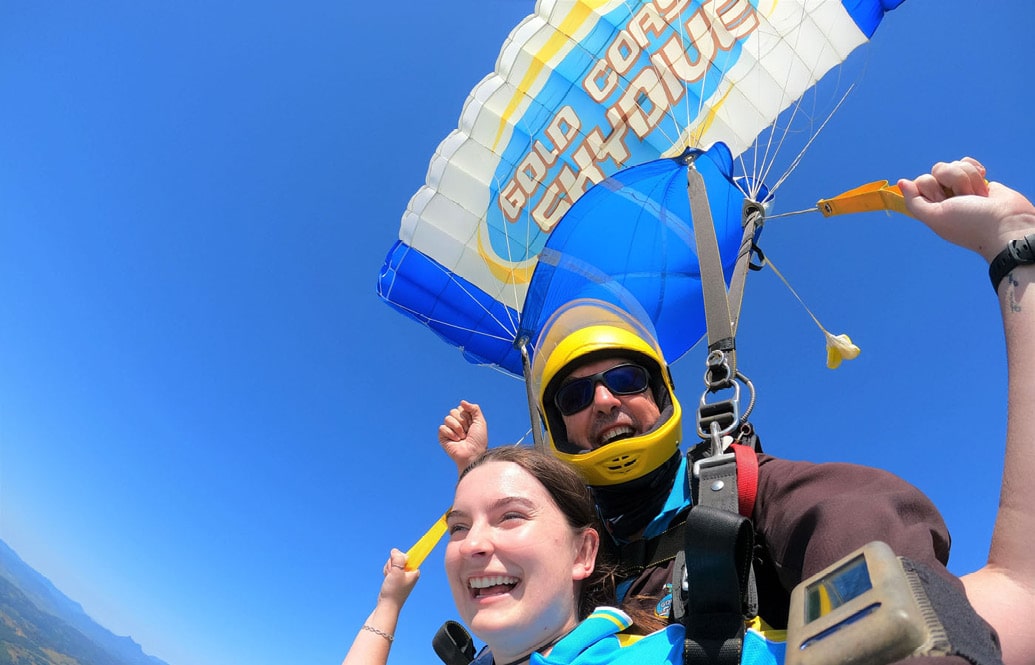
[686,161,764,370]
[687,163,735,359]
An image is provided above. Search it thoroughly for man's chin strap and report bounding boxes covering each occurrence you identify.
[592,449,681,540]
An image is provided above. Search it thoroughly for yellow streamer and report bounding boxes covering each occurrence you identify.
[405,512,448,570]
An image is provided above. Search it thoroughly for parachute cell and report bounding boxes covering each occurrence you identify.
[377,0,905,376]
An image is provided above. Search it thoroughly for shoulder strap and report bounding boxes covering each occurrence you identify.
[618,443,757,577]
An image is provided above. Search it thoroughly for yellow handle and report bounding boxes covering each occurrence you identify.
[817,180,971,218]
[404,512,448,570]
[816,180,909,218]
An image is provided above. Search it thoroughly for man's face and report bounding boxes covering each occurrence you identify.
[558,357,662,451]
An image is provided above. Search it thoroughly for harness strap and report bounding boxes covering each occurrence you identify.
[693,443,759,621]
[617,443,758,575]
[731,443,758,518]
[674,505,755,665]
[616,517,688,576]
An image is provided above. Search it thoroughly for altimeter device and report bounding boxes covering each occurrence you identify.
[786,541,950,665]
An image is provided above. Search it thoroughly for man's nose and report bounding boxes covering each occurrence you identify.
[591,381,622,411]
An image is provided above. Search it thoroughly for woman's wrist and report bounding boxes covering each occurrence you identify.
[989,232,1035,292]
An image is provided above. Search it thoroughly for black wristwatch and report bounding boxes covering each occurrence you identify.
[988,232,1035,292]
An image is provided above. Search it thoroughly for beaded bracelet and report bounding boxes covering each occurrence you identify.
[362,624,394,643]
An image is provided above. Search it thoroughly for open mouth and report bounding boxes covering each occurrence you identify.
[597,425,636,447]
[468,575,519,598]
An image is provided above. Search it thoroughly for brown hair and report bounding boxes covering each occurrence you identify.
[459,446,618,619]
[459,446,668,632]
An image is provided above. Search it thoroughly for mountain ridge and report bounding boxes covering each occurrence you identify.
[0,539,170,665]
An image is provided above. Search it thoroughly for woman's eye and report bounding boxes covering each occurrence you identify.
[501,512,527,522]
[447,523,469,535]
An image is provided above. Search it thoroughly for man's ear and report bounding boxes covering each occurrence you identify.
[571,528,600,581]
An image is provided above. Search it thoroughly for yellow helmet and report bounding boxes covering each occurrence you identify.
[531,299,682,487]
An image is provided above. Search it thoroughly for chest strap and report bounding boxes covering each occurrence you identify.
[615,518,687,577]
[615,443,758,576]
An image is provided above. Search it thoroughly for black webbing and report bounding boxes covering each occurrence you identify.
[432,620,475,665]
[615,516,688,576]
[677,505,755,665]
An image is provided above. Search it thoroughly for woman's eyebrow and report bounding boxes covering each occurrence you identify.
[445,508,467,522]
[489,496,537,512]
[446,496,538,522]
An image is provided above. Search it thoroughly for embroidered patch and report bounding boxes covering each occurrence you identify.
[655,584,673,618]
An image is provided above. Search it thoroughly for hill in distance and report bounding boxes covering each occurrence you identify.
[0,539,170,665]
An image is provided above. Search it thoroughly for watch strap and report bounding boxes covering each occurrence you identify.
[988,232,1035,292]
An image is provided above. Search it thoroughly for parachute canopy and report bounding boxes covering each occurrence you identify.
[378,0,905,376]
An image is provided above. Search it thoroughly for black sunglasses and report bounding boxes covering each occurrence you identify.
[554,364,651,416]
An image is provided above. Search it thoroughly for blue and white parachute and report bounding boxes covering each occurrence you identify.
[378,0,904,376]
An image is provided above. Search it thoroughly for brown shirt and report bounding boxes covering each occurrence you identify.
[620,453,956,629]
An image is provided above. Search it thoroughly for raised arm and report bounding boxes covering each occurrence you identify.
[438,400,489,475]
[900,158,1035,665]
[341,549,420,665]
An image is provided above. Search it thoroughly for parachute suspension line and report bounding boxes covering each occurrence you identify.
[767,0,835,190]
[506,425,536,449]
[518,338,546,451]
[738,4,858,201]
[681,0,701,148]
[763,207,821,220]
[390,298,517,343]
[745,19,775,203]
[388,253,519,341]
[736,8,787,202]
[491,164,528,337]
[766,82,856,196]
[645,0,691,150]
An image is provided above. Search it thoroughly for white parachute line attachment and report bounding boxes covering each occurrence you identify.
[385,250,520,344]
[673,0,698,148]
[489,156,529,338]
[765,82,856,196]
[518,338,547,451]
[388,297,518,344]
[746,3,817,199]
[763,207,821,220]
[596,0,685,152]
[734,5,864,203]
[735,6,783,200]
[722,7,789,202]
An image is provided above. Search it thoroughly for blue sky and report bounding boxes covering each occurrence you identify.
[1,2,1032,665]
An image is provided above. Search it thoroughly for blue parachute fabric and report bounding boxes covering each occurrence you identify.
[378,242,524,374]
[377,0,910,375]
[842,0,907,37]
[518,143,748,365]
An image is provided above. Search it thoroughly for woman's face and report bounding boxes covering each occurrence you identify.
[444,461,597,657]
